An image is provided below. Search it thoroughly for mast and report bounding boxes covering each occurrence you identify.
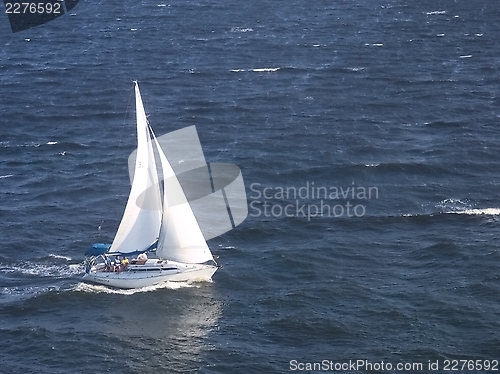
[109,82,162,254]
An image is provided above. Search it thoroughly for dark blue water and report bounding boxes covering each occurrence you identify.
[1,0,500,373]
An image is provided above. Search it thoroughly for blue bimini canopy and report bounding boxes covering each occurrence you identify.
[86,240,158,257]
[107,240,159,257]
[85,243,111,256]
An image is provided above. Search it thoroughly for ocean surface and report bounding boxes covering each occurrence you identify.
[1,0,500,373]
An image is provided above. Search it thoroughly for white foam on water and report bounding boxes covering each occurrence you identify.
[427,10,446,15]
[0,285,60,300]
[251,68,280,72]
[49,253,72,261]
[72,280,196,295]
[451,208,500,216]
[0,174,13,179]
[2,262,82,278]
[436,199,500,216]
[231,27,253,33]
[46,141,58,145]
[219,245,236,250]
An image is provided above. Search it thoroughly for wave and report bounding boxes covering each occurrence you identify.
[426,10,446,15]
[218,245,236,250]
[251,68,280,72]
[230,27,253,33]
[230,68,280,73]
[0,140,89,150]
[0,174,13,179]
[71,280,197,295]
[447,208,500,216]
[401,199,500,217]
[0,284,62,303]
[48,253,72,261]
[1,262,82,278]
[434,198,500,215]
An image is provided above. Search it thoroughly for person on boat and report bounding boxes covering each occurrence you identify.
[136,252,148,264]
[121,258,129,269]
[104,256,112,272]
[113,256,121,272]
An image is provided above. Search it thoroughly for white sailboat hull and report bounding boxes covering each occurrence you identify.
[83,260,217,289]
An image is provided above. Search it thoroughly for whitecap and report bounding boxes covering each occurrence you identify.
[0,285,60,301]
[231,27,253,33]
[460,55,472,59]
[49,253,72,261]
[219,245,236,249]
[46,141,57,145]
[452,208,500,216]
[3,262,82,278]
[0,174,13,179]
[427,10,446,15]
[251,68,280,72]
[72,280,196,295]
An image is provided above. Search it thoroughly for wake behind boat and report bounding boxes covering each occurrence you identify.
[83,82,218,289]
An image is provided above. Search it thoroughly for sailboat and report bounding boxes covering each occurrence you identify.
[83,82,218,289]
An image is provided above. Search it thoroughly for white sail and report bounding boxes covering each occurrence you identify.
[109,82,162,254]
[151,131,213,264]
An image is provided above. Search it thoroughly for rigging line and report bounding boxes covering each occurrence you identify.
[111,82,135,177]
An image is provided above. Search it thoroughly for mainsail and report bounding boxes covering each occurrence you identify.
[109,83,162,254]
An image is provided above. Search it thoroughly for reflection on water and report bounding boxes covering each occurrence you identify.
[76,281,221,372]
[1,281,222,373]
